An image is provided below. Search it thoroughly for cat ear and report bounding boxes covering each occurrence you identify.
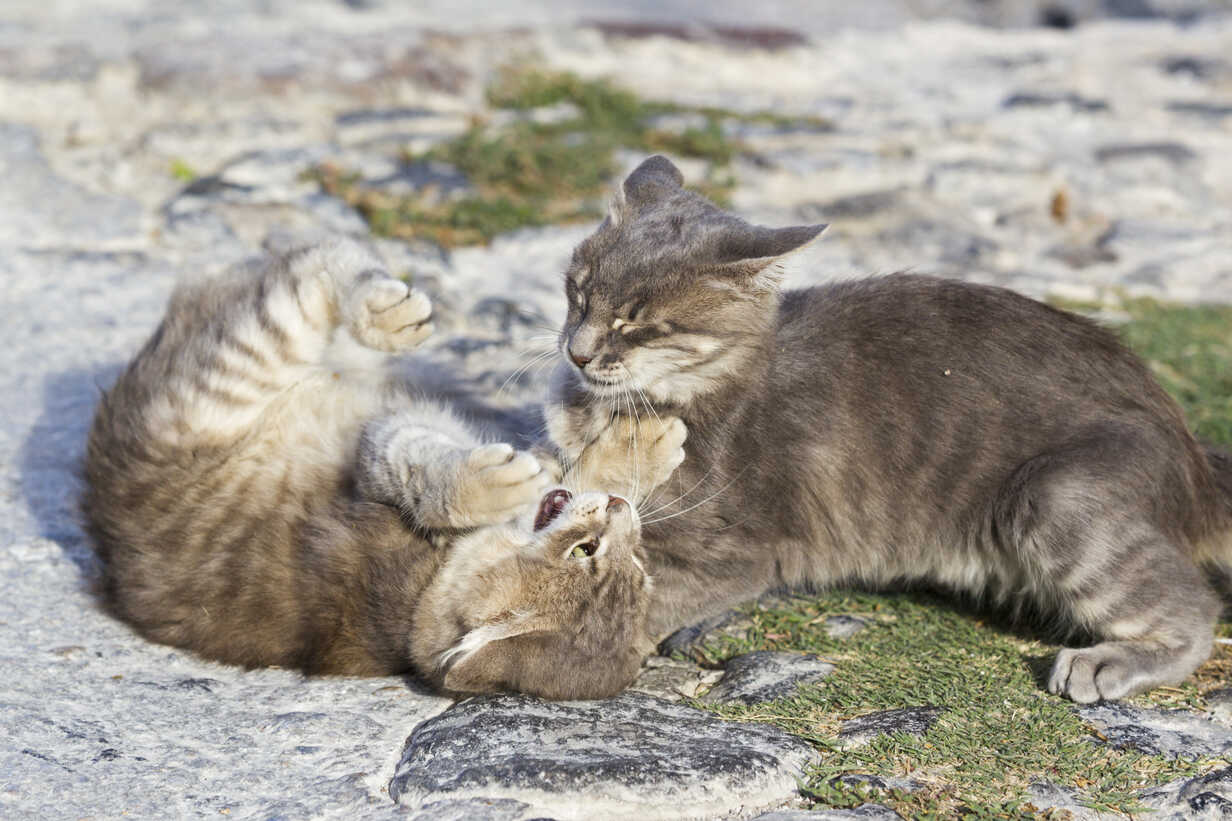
[622,155,684,209]
[712,223,829,286]
[439,618,538,694]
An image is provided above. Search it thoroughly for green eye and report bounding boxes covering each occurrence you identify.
[569,539,600,558]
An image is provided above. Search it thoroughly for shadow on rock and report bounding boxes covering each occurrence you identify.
[18,363,125,583]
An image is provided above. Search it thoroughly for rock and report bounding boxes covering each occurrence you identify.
[1139,766,1232,820]
[628,656,724,702]
[829,773,920,795]
[1002,91,1109,112]
[1203,687,1232,725]
[825,616,870,640]
[1167,101,1232,120]
[703,651,836,705]
[838,707,945,747]
[751,805,903,820]
[1026,780,1105,820]
[1094,142,1197,165]
[1079,703,1232,758]
[388,692,819,819]
[414,797,536,820]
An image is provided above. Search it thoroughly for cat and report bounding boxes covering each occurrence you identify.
[82,237,686,698]
[544,155,1232,704]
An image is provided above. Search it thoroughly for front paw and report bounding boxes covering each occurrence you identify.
[452,444,554,527]
[347,274,434,352]
[575,414,687,497]
[640,416,687,489]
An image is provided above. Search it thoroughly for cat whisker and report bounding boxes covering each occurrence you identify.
[639,460,721,519]
[496,349,558,397]
[641,465,751,526]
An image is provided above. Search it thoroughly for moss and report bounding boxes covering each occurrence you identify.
[312,66,827,247]
[169,158,198,182]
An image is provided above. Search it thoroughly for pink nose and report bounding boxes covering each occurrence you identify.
[568,347,592,368]
[606,495,627,512]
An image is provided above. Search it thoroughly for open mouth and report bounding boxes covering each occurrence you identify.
[534,489,572,531]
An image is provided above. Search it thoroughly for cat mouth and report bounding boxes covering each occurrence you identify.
[534,489,572,531]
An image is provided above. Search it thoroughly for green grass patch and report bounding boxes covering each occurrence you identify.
[695,592,1225,817]
[169,157,197,182]
[310,66,826,247]
[691,296,1232,817]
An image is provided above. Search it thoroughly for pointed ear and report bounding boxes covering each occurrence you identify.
[439,619,538,694]
[712,223,828,287]
[718,222,828,263]
[622,155,684,209]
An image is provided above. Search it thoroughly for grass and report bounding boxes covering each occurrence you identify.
[310,66,827,247]
[686,295,1232,818]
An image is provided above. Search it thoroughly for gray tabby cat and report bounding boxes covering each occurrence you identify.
[83,238,683,698]
[546,155,1232,704]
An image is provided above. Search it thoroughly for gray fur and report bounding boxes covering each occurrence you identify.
[546,155,1232,703]
[83,237,656,698]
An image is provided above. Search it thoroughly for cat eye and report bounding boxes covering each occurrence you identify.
[568,538,600,559]
[623,302,646,322]
[565,278,588,309]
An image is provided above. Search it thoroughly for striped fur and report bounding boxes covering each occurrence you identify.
[83,238,651,698]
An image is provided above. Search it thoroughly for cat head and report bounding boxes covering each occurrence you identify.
[418,489,653,699]
[560,155,826,405]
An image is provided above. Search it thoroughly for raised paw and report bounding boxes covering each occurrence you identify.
[453,444,554,526]
[347,274,434,352]
[574,414,687,500]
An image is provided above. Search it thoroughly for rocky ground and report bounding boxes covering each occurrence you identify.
[2,1,1232,818]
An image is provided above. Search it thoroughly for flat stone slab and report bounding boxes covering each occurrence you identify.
[752,806,903,820]
[1079,703,1232,759]
[703,651,836,705]
[824,616,869,640]
[838,707,945,747]
[1140,766,1232,820]
[629,655,724,702]
[389,692,820,820]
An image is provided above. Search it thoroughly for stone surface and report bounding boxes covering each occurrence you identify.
[838,708,946,747]
[703,651,836,705]
[1079,703,1232,759]
[388,693,819,819]
[629,655,724,702]
[752,807,903,820]
[1026,780,1106,820]
[825,616,870,640]
[3,0,1232,817]
[1140,766,1232,820]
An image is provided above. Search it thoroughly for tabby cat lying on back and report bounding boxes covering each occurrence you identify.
[546,155,1232,703]
[83,239,683,698]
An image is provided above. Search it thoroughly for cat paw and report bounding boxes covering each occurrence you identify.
[452,444,553,526]
[1048,644,1160,703]
[576,414,687,499]
[347,274,434,352]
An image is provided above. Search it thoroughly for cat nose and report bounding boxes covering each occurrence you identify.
[568,347,593,368]
[607,495,627,512]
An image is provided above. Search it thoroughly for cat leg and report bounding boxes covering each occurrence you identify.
[357,405,553,530]
[142,238,431,447]
[564,412,687,506]
[995,439,1220,703]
